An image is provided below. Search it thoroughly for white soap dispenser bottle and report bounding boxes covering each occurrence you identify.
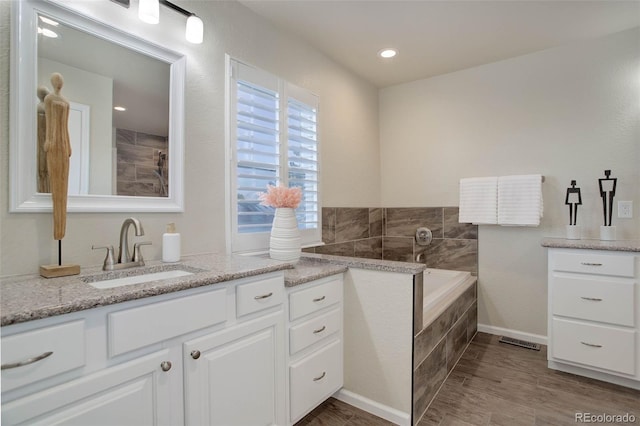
[162,222,181,262]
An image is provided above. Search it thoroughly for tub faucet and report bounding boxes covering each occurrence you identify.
[119,217,144,263]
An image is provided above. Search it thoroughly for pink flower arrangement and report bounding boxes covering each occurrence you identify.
[259,184,302,209]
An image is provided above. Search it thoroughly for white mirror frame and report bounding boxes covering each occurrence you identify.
[10,0,186,212]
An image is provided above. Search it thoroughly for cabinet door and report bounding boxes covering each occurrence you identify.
[184,312,285,426]
[2,350,176,426]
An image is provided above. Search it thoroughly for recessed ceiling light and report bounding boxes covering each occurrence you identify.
[39,16,59,26]
[114,106,127,112]
[37,27,58,38]
[378,48,397,59]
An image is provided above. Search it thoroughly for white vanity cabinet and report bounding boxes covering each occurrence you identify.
[286,274,344,424]
[547,248,640,389]
[1,271,287,425]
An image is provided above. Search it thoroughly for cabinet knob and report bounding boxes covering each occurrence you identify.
[191,350,201,360]
[160,361,172,372]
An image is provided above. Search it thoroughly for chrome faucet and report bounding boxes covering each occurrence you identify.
[93,217,151,271]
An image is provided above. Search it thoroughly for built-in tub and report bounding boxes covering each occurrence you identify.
[421,268,474,329]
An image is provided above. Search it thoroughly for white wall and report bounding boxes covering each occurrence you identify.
[379,28,640,336]
[0,0,380,277]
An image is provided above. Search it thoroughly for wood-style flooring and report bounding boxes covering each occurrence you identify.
[296,332,640,426]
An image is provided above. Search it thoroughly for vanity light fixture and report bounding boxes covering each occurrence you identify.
[134,0,204,44]
[138,0,159,24]
[378,48,398,59]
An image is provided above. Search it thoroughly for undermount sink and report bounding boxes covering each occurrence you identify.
[82,265,202,290]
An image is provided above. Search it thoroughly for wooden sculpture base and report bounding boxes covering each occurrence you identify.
[40,264,80,278]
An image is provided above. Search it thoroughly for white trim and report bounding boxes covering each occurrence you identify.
[332,389,410,426]
[547,360,640,390]
[477,323,548,345]
[10,0,185,213]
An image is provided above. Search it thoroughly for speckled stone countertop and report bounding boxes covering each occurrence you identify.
[300,252,426,274]
[541,238,640,252]
[1,252,422,327]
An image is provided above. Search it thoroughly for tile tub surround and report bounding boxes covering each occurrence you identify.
[413,282,478,424]
[116,128,168,197]
[305,207,478,274]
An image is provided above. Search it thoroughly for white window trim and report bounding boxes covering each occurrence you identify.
[225,55,322,254]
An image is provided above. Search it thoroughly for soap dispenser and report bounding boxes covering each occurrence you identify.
[162,223,181,262]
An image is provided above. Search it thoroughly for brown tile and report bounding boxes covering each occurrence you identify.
[446,316,468,372]
[354,237,382,260]
[136,131,168,149]
[413,339,447,421]
[369,208,383,237]
[414,305,455,368]
[315,241,355,257]
[466,301,478,343]
[116,142,155,167]
[117,162,135,180]
[322,208,336,244]
[382,237,414,262]
[385,208,444,238]
[136,165,164,183]
[423,239,478,274]
[444,207,478,239]
[115,128,135,144]
[335,208,369,242]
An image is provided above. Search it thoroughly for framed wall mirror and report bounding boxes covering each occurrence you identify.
[10,0,186,212]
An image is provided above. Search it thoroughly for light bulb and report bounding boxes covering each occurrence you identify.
[186,14,203,44]
[138,0,159,24]
[378,48,398,59]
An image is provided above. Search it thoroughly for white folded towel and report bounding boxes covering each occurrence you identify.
[459,177,498,224]
[497,174,543,226]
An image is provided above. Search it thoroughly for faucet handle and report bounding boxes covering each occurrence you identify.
[92,245,115,271]
[133,242,152,264]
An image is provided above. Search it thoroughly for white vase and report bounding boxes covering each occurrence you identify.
[600,225,616,241]
[269,208,301,261]
[565,225,581,240]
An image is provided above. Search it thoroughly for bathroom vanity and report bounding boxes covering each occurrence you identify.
[543,238,640,390]
[0,254,347,425]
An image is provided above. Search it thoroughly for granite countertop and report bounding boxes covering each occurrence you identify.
[541,238,640,252]
[1,252,421,327]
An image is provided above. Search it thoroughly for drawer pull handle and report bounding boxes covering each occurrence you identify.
[254,292,273,300]
[580,342,602,348]
[1,351,53,370]
[580,262,603,266]
[313,371,326,381]
[313,326,326,334]
[160,361,172,372]
[313,296,326,302]
[191,350,201,360]
[580,297,603,302]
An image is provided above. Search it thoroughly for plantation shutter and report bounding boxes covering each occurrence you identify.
[229,59,321,253]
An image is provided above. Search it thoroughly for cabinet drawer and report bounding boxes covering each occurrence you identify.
[551,318,636,376]
[552,252,635,277]
[290,339,343,423]
[236,274,284,317]
[290,308,341,355]
[552,275,635,326]
[289,278,341,321]
[1,320,85,392]
[109,288,226,357]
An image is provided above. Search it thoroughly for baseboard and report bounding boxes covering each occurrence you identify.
[477,323,548,346]
[333,388,411,426]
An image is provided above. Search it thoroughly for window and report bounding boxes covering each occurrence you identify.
[228,59,321,253]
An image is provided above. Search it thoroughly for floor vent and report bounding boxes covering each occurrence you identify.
[498,336,541,351]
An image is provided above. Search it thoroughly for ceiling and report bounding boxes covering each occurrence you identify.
[238,0,640,88]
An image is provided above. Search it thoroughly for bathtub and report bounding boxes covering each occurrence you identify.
[421,268,474,328]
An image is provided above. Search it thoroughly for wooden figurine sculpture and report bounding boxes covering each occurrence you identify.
[40,72,79,278]
[37,85,51,193]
